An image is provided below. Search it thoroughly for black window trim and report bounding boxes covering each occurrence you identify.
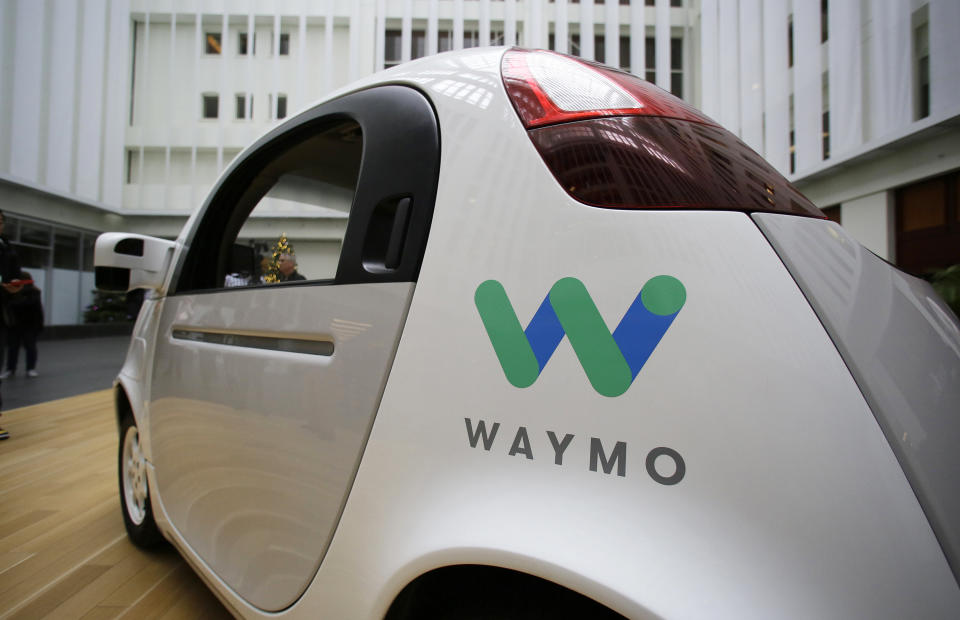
[169,84,441,296]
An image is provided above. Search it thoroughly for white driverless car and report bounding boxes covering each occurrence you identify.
[96,48,960,618]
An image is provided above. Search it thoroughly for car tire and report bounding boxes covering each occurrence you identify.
[118,414,163,548]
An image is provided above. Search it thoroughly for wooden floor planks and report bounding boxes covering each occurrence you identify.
[0,390,231,619]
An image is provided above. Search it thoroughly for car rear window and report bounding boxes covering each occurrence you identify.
[754,212,960,585]
[529,115,821,216]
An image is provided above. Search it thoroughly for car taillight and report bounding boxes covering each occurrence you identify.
[501,48,823,218]
[502,48,714,129]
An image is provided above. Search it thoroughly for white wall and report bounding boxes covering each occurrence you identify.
[288,240,342,282]
[52,268,83,325]
[1,0,128,209]
[8,0,44,182]
[45,0,79,195]
[840,192,894,261]
[929,0,960,117]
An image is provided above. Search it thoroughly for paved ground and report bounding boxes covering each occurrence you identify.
[1,336,131,411]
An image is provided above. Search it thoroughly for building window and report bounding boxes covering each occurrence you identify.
[464,30,480,49]
[437,30,480,51]
[595,34,605,63]
[277,94,287,119]
[895,171,960,275]
[822,205,840,224]
[385,29,401,68]
[126,149,135,184]
[412,30,426,59]
[641,37,683,92]
[899,178,947,234]
[184,118,365,292]
[822,72,830,159]
[0,214,107,326]
[205,32,222,55]
[238,32,255,55]
[645,0,682,5]
[788,94,796,174]
[787,16,794,68]
[670,37,683,98]
[789,130,796,173]
[913,7,930,120]
[619,36,630,72]
[384,27,503,66]
[645,37,655,82]
[54,232,81,270]
[202,94,219,119]
[279,32,290,55]
[384,29,427,66]
[821,0,829,43]
[917,51,930,120]
[236,94,247,120]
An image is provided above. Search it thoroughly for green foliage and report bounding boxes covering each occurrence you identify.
[929,264,960,318]
[84,290,130,323]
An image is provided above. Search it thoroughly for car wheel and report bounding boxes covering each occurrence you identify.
[119,414,163,548]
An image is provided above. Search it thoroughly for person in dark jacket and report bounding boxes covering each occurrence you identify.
[2,271,43,378]
[0,209,22,343]
[277,253,306,282]
[0,210,22,439]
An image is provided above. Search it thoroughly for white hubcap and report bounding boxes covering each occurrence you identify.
[122,425,148,525]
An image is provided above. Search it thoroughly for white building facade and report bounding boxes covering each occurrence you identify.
[1,0,958,325]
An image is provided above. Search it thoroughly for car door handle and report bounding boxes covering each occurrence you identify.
[172,329,334,356]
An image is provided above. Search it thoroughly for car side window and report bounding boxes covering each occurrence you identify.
[172,86,440,294]
[223,120,361,287]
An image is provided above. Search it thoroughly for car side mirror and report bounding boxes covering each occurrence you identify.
[94,233,178,292]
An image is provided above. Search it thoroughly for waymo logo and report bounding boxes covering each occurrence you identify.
[474,276,686,397]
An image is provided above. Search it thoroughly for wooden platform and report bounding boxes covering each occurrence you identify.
[0,390,231,619]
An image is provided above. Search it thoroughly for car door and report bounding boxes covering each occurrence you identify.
[147,86,439,612]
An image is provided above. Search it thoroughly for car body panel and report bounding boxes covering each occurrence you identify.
[148,282,413,610]
[116,296,165,458]
[289,49,958,618]
[299,209,958,619]
[754,212,960,583]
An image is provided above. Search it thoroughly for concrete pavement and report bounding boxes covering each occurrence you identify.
[1,335,131,411]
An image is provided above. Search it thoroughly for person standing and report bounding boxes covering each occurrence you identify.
[1,271,43,378]
[276,253,306,282]
[0,210,22,440]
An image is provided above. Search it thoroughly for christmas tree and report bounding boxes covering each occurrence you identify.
[263,233,295,283]
[83,289,132,323]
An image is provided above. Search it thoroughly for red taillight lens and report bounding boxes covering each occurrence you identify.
[501,48,824,218]
[501,48,715,129]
